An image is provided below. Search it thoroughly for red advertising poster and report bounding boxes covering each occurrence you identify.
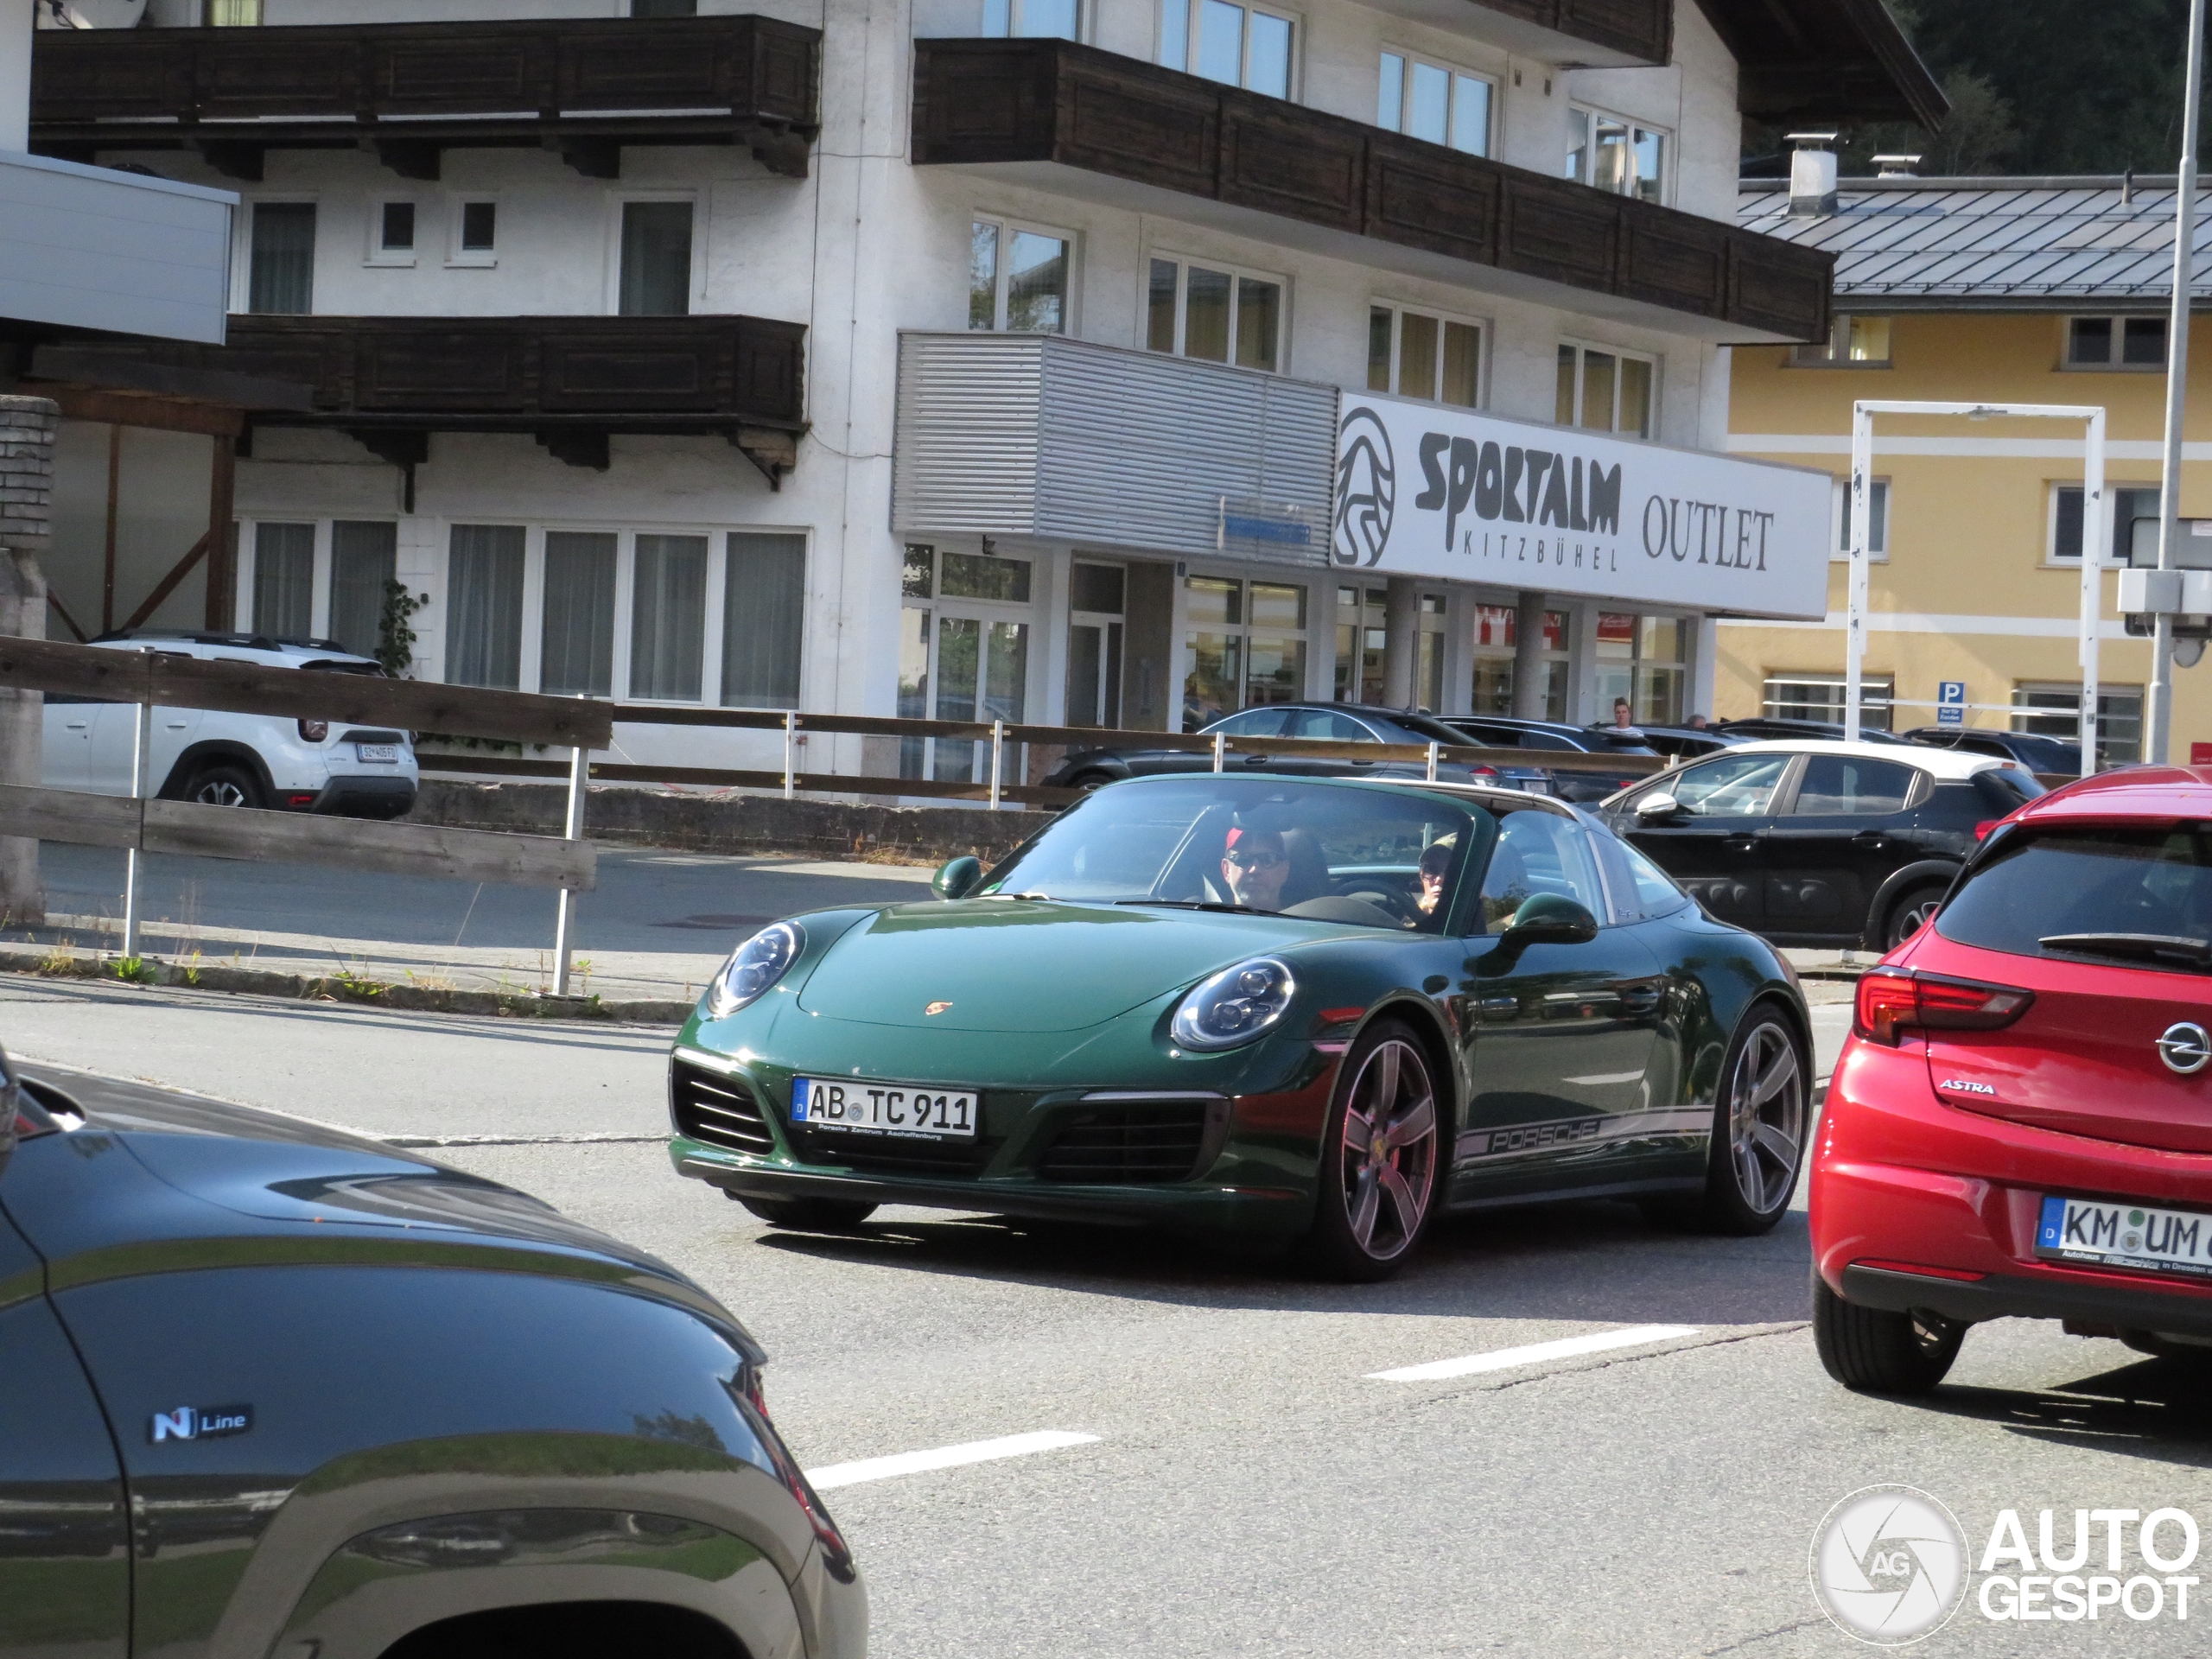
[2194,743,2212,766]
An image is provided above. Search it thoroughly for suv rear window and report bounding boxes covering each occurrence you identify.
[1937,827,2212,965]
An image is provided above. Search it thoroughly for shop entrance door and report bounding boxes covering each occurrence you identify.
[1065,560,1125,729]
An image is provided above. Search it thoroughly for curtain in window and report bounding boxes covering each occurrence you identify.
[445,524,524,690]
[252,523,315,641]
[619,202,694,316]
[248,203,315,315]
[631,534,707,701]
[541,531,617,696]
[328,521,397,659]
[721,533,804,709]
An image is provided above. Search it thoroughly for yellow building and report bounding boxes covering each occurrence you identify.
[1721,166,2212,767]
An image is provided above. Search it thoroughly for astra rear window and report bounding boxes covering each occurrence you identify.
[1937,827,2212,968]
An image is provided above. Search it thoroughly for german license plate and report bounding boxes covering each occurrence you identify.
[791,1077,977,1141]
[355,743,400,763]
[2037,1194,2212,1279]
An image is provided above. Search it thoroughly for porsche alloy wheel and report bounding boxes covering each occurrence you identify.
[1306,1021,1440,1281]
[1709,1010,1806,1231]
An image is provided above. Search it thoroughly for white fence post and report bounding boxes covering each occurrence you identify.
[120,691,149,960]
[988,719,1005,809]
[1425,741,1440,781]
[550,741,588,996]
[782,710,797,799]
[1212,732,1225,772]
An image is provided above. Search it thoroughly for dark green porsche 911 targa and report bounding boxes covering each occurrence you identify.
[666,776,1811,1279]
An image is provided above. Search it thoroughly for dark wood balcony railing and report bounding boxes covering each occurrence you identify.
[1477,0,1670,67]
[30,14,821,181]
[46,315,808,492]
[912,39,1832,342]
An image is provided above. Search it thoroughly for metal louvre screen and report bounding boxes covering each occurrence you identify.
[893,334,1045,535]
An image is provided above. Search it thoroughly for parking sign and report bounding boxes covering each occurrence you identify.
[1937,681,1967,727]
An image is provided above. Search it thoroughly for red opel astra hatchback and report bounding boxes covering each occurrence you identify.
[1811,765,2212,1393]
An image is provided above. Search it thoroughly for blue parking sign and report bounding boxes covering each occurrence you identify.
[1937,681,1967,727]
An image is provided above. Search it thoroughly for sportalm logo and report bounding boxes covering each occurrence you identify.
[1333,407,1396,567]
[149,1404,253,1443]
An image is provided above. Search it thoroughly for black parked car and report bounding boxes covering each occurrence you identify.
[1437,715,1659,803]
[1612,723,1748,761]
[1599,740,2044,950]
[1043,702,1550,792]
[1716,717,1916,747]
[1899,725,2083,777]
[0,1056,866,1659]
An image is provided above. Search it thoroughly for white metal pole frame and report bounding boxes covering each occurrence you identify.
[550,741,588,997]
[120,692,149,961]
[781,710,796,800]
[1212,731,1225,772]
[1850,401,2107,778]
[2151,0,2208,766]
[988,719,1005,810]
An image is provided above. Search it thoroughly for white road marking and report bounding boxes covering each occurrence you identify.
[1368,1324,1701,1382]
[804,1430,1100,1491]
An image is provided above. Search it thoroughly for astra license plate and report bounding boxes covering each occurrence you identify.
[2037,1194,2212,1280]
[791,1077,977,1140]
[355,743,400,764]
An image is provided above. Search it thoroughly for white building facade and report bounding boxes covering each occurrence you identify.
[21,0,1942,783]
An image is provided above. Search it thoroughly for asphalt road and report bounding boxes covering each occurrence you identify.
[5,978,2200,1657]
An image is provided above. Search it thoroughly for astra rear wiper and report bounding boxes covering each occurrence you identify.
[2038,931,2212,968]
[1115,899,1264,915]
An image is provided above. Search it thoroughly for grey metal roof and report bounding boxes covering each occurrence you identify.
[1738,175,2212,310]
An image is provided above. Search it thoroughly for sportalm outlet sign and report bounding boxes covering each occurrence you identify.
[1333,393,1831,618]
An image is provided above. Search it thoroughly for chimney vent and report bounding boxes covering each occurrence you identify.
[1872,155,1922,179]
[1786,131,1840,217]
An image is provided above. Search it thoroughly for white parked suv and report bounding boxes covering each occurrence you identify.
[42,632,421,820]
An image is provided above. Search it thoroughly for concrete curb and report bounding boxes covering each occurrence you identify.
[0,944,693,1026]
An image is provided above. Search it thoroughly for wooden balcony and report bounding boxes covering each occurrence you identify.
[38,315,809,491]
[1471,0,1670,67]
[912,39,1832,344]
[29,13,821,182]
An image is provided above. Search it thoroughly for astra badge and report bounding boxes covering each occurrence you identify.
[925,1001,953,1016]
[149,1404,253,1444]
[1938,1078,1996,1096]
[2158,1022,2211,1076]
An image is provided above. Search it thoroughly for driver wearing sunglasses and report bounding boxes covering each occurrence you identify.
[1220,824,1289,911]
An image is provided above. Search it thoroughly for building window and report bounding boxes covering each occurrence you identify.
[1556,342,1653,437]
[899,545,1035,782]
[619,200,694,316]
[982,0,1080,36]
[1792,314,1891,367]
[1762,674,1893,733]
[1469,604,1567,721]
[1415,592,1446,712]
[1160,0,1295,99]
[628,535,709,702]
[540,531,618,698]
[1067,560,1125,728]
[632,0,697,14]
[1830,478,1890,561]
[2014,682,2141,768]
[446,524,527,690]
[247,201,315,315]
[1567,106,1665,203]
[460,201,497,254]
[1376,53,1491,156]
[969,219,1071,333]
[1367,305,1480,407]
[206,0,261,22]
[1335,584,1385,705]
[328,521,397,660]
[1596,613,1686,727]
[1187,575,1306,730]
[251,523,315,640]
[2050,483,2160,563]
[1147,256,1283,372]
[723,533,806,709]
[2066,315,2166,370]
[378,201,416,255]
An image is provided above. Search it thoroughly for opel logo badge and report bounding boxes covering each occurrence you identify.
[2158,1021,2211,1076]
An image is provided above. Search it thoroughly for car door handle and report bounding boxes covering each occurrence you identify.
[1853,830,1886,846]
[1722,836,1759,852]
[1241,753,1268,766]
[64,721,88,731]
[1620,988,1661,1014]
[1475,995,1519,1018]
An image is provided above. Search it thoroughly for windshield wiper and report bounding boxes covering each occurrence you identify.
[2039,931,2212,969]
[1115,899,1264,915]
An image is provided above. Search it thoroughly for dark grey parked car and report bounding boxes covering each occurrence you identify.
[1899,725,2083,777]
[1438,716,1658,804]
[0,1055,865,1659]
[1042,702,1550,791]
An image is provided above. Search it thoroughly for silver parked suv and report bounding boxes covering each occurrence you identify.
[41,632,421,820]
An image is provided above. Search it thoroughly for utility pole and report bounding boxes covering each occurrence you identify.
[2150,0,2208,766]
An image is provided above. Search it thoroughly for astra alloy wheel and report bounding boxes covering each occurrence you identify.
[1302,1020,1440,1281]
[1813,1278,1963,1395]
[185,762,264,810]
[1694,1005,1807,1235]
[1883,882,1949,950]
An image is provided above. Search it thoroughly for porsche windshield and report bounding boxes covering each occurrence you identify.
[979,779,1478,932]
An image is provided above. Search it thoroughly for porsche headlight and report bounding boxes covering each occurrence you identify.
[705,921,804,1020]
[1171,957,1296,1052]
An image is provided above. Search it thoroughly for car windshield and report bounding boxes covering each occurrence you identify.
[980,779,1479,932]
[1938,827,2212,969]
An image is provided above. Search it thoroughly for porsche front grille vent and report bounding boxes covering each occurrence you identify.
[791,1129,992,1178]
[671,1061,776,1156]
[1039,1103,1211,1184]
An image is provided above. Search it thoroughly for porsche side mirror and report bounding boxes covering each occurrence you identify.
[1634,791,1682,822]
[1501,893,1599,948]
[932,855,983,900]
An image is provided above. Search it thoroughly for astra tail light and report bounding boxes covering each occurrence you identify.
[1853,969,2035,1046]
[1471,765,1500,783]
[1974,820,1999,841]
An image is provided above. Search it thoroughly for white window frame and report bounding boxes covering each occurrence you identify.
[982,0,1086,39]
[1556,339,1657,438]
[2047,480,2162,567]
[899,543,1043,779]
[1829,476,1889,562]
[446,194,499,270]
[1182,566,1317,729]
[1160,0,1300,99]
[603,189,706,315]
[1145,251,1290,372]
[1566,103,1669,204]
[1376,49,1494,156]
[1762,672,1896,733]
[1791,313,1892,368]
[2062,314,2168,372]
[365,195,418,268]
[969,213,1079,334]
[1367,300,1485,408]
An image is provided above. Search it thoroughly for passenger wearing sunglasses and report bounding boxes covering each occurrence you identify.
[1220,824,1290,911]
